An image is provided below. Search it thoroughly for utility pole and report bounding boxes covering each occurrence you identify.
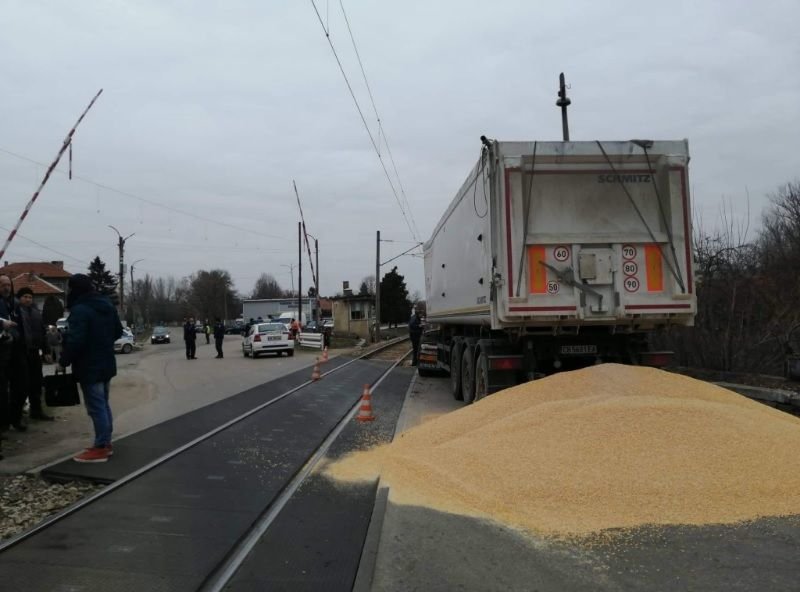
[281,264,296,295]
[109,225,135,314]
[297,222,302,324]
[130,259,144,324]
[375,230,380,343]
[307,233,320,321]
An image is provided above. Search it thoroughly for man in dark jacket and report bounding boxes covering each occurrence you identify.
[213,318,225,358]
[57,274,123,463]
[0,274,26,435]
[0,274,22,459]
[409,311,422,366]
[183,316,197,360]
[17,287,53,421]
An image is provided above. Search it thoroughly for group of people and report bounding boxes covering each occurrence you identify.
[1,276,56,461]
[182,317,226,360]
[1,273,123,464]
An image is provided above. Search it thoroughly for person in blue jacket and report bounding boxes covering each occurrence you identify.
[57,274,123,463]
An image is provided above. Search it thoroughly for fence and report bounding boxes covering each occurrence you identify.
[297,332,323,350]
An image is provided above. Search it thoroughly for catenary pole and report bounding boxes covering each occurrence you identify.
[375,230,380,343]
[0,89,103,261]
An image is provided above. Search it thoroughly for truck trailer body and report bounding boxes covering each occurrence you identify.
[420,139,696,402]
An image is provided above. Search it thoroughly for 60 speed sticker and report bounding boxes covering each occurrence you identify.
[553,246,570,262]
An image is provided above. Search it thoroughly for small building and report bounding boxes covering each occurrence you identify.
[0,260,71,309]
[242,297,318,323]
[331,294,375,340]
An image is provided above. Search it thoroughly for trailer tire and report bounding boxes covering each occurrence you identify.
[461,346,475,404]
[475,352,490,402]
[450,343,463,400]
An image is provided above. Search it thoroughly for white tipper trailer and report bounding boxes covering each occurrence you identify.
[419,139,696,402]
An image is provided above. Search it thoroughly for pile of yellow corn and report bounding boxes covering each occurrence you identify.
[326,364,800,536]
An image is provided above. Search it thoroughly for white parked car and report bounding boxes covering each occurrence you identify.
[114,329,135,354]
[243,322,295,358]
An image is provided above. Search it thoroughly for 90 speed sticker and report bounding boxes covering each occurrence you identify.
[624,276,640,293]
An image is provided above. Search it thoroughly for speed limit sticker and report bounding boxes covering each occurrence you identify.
[553,245,570,262]
[622,245,637,260]
[547,280,560,294]
[622,261,638,276]
[624,276,640,292]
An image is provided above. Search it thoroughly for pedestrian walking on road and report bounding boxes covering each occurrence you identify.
[409,311,422,366]
[57,274,124,463]
[213,318,225,358]
[17,287,53,421]
[183,316,197,360]
[204,320,211,345]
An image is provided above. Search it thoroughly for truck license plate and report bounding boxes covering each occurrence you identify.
[560,345,597,355]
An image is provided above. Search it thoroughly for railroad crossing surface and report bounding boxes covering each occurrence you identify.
[3,348,800,591]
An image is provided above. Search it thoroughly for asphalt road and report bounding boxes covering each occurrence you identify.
[2,335,328,473]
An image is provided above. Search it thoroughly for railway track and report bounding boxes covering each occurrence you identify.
[0,339,413,590]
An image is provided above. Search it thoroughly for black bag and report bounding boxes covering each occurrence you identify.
[44,369,80,407]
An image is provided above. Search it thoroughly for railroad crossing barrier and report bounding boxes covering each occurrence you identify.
[297,332,323,350]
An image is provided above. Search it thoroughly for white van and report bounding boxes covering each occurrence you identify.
[276,311,307,327]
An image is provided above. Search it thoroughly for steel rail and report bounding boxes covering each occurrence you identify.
[0,336,410,553]
[200,347,412,591]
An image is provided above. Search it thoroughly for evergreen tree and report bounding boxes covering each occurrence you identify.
[88,256,119,303]
[380,266,411,326]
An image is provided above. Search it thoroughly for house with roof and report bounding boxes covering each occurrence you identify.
[0,261,72,316]
[330,282,375,340]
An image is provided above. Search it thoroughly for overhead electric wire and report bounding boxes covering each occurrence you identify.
[338,0,421,242]
[309,0,420,243]
[381,242,423,267]
[0,147,288,242]
[0,224,106,265]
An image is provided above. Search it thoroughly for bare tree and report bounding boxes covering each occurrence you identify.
[251,273,283,299]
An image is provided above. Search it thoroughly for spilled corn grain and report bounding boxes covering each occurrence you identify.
[325,364,800,537]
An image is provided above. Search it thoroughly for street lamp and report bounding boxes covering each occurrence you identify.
[306,233,320,321]
[109,225,135,313]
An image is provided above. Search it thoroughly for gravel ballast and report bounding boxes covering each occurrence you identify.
[0,475,101,540]
[326,364,800,537]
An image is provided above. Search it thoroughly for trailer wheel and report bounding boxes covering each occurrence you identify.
[450,343,463,400]
[461,347,475,404]
[474,353,489,402]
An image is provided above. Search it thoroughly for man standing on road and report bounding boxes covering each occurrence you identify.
[57,274,123,463]
[17,287,53,421]
[0,274,21,458]
[409,310,422,366]
[213,317,225,358]
[183,316,197,360]
[204,319,211,345]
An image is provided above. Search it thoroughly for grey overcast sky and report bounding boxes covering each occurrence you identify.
[1,1,798,299]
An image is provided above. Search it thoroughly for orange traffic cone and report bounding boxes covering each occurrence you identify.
[321,346,329,362]
[311,358,321,381]
[356,384,376,422]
